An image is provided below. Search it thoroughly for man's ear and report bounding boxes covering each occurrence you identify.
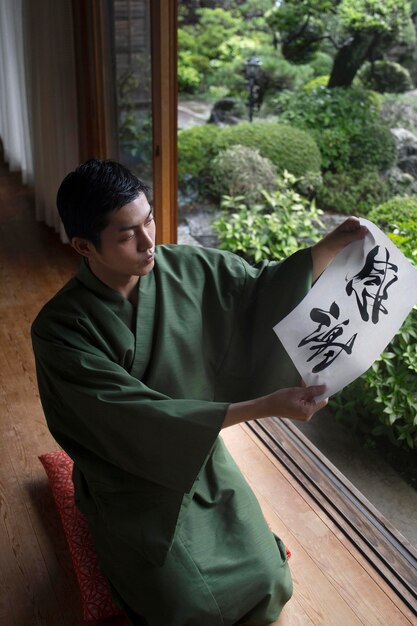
[71,237,96,258]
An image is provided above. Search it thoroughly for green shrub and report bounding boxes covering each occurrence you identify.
[220,121,322,178]
[178,124,222,185]
[317,170,390,215]
[309,51,334,77]
[209,145,278,203]
[178,121,322,200]
[331,308,417,450]
[388,219,417,264]
[331,218,417,450]
[303,75,330,91]
[212,173,323,264]
[358,60,413,94]
[177,63,201,93]
[349,124,396,172]
[367,195,417,229]
[273,86,393,172]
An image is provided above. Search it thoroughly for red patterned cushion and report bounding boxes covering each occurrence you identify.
[39,451,124,621]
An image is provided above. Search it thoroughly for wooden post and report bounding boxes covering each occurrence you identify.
[150,0,178,244]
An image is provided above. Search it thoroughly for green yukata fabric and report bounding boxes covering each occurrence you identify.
[32,244,313,626]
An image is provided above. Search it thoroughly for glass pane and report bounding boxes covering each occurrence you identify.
[175,2,417,550]
[112,0,152,187]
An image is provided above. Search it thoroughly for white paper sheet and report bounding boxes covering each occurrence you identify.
[273,218,417,401]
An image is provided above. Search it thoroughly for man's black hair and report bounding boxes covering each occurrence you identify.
[57,159,149,248]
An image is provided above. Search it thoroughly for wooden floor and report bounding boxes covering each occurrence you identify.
[0,161,416,626]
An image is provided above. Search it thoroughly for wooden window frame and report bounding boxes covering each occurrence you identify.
[72,0,178,244]
[150,0,178,245]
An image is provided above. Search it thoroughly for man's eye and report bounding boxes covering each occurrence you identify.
[121,232,135,241]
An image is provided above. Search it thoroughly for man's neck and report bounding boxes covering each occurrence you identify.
[87,260,139,300]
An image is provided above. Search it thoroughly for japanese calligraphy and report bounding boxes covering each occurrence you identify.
[273,219,417,400]
[298,301,357,372]
[345,246,398,324]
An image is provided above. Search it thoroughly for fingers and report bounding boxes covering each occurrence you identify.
[304,384,326,401]
[340,216,361,230]
[299,385,328,421]
[314,396,329,412]
[340,217,368,236]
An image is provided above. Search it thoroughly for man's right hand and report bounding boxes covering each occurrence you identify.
[223,384,328,428]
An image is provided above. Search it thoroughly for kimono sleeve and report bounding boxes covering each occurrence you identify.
[32,315,229,494]
[215,247,314,400]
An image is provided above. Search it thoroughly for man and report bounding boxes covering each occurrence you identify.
[32,159,367,625]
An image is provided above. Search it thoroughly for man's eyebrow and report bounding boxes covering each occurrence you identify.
[118,207,153,232]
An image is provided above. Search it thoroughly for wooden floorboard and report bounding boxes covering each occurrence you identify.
[0,160,416,625]
[222,425,417,625]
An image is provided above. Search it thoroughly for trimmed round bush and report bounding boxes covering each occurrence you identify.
[178,124,222,182]
[367,195,417,229]
[178,121,322,200]
[359,60,413,94]
[219,121,322,178]
[209,145,278,202]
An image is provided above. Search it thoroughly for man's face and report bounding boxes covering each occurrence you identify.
[86,193,156,283]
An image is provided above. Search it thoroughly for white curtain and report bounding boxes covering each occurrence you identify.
[23,0,79,242]
[0,0,33,183]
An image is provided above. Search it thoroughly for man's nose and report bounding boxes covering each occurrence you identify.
[137,228,153,250]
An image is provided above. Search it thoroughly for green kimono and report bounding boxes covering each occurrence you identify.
[32,244,312,626]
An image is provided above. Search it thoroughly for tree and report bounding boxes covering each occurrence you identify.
[266,0,413,87]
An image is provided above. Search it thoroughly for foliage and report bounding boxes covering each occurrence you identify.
[178,61,201,93]
[212,173,324,264]
[331,307,417,450]
[209,145,278,202]
[117,62,152,181]
[367,195,417,228]
[266,0,413,87]
[309,52,335,77]
[388,219,417,262]
[274,86,393,172]
[317,169,390,214]
[178,124,222,195]
[256,54,316,102]
[178,121,322,200]
[178,6,272,97]
[303,75,330,91]
[331,216,417,450]
[349,123,397,171]
[338,0,411,34]
[358,60,413,93]
[219,121,322,177]
[118,112,152,161]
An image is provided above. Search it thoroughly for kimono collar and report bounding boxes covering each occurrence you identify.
[74,258,155,324]
[75,258,129,303]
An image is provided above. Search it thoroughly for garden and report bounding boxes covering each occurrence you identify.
[176,0,417,467]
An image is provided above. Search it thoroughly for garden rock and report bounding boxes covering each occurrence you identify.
[390,127,417,177]
[383,165,417,196]
[208,98,242,126]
